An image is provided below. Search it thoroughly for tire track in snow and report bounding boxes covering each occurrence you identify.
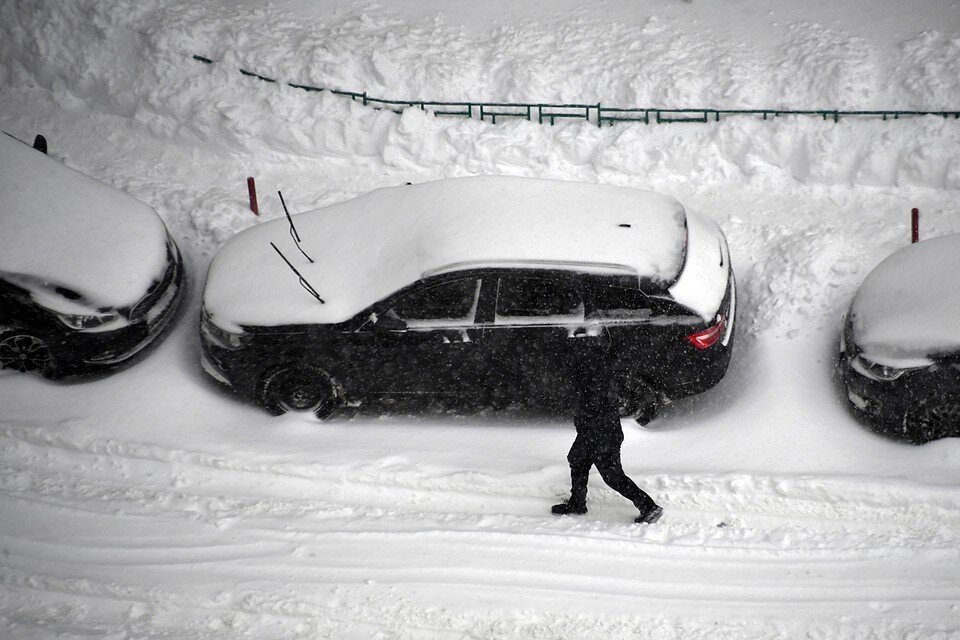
[4,420,960,637]
[4,421,960,549]
[3,429,960,630]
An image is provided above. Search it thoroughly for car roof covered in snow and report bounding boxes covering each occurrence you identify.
[203,175,689,330]
[850,233,960,363]
[0,133,170,310]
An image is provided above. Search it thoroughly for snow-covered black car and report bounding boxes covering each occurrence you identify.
[200,176,735,419]
[0,133,184,378]
[840,234,960,443]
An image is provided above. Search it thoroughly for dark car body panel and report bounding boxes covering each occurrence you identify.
[202,266,735,416]
[840,319,960,442]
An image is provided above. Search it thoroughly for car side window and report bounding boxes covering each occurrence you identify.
[390,278,481,325]
[495,275,583,323]
[585,283,695,320]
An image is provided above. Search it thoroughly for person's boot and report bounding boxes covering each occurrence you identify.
[551,499,588,516]
[634,503,663,524]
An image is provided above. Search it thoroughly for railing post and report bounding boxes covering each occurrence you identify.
[247,177,259,216]
[911,208,919,244]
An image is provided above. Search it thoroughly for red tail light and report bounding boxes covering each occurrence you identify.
[686,315,725,350]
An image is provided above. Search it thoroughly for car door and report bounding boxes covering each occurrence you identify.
[354,275,484,400]
[481,270,585,411]
[582,276,701,394]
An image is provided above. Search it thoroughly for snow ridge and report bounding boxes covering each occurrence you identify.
[3,420,960,638]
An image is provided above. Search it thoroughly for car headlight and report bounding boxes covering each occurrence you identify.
[200,309,249,349]
[850,354,926,381]
[55,310,121,330]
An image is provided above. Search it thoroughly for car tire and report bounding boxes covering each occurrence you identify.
[0,332,55,377]
[903,395,960,444]
[257,364,338,419]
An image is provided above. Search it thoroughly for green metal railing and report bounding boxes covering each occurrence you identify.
[193,55,960,126]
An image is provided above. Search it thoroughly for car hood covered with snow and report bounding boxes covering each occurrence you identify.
[850,233,960,363]
[203,175,688,330]
[0,133,170,311]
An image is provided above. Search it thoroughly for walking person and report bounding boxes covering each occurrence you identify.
[552,331,663,524]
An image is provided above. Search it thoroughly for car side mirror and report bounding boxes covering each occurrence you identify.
[371,311,407,332]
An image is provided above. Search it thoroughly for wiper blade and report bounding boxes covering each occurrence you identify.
[278,191,314,264]
[270,242,325,304]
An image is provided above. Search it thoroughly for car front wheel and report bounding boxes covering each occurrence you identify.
[903,395,960,444]
[0,332,55,377]
[257,364,338,419]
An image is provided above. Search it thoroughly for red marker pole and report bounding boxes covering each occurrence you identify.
[911,207,919,244]
[247,177,259,216]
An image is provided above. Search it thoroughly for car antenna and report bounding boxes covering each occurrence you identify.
[278,190,314,264]
[270,242,325,304]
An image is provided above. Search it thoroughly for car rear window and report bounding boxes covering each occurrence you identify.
[585,283,694,320]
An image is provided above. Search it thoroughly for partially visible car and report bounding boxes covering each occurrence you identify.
[840,233,960,443]
[0,133,185,378]
[200,175,735,420]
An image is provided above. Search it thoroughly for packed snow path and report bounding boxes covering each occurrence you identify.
[2,0,960,638]
[3,412,960,638]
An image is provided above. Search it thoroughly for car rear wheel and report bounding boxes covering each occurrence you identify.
[617,375,661,425]
[0,332,55,376]
[257,364,338,418]
[903,396,960,444]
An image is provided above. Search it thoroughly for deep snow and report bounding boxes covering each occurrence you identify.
[2,0,960,638]
[0,132,169,311]
[203,176,691,328]
[851,233,960,362]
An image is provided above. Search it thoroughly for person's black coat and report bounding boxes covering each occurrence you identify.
[569,337,622,449]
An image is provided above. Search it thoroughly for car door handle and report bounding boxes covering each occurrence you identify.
[569,325,602,339]
[441,329,473,344]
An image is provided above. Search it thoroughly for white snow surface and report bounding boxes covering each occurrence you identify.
[0,133,168,310]
[2,0,960,638]
[851,233,960,362]
[203,176,687,329]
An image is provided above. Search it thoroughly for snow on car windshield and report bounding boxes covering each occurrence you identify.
[851,233,960,362]
[0,133,169,309]
[203,176,687,330]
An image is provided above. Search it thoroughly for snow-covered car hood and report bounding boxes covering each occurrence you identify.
[0,134,170,311]
[203,176,688,331]
[850,233,960,363]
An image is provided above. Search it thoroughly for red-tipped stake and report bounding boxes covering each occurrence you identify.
[247,176,259,216]
[911,207,919,244]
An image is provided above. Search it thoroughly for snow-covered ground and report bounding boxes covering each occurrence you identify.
[2,1,960,637]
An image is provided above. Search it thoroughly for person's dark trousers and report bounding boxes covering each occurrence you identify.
[566,431,657,511]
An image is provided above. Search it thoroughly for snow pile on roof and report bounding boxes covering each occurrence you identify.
[850,233,960,361]
[203,176,686,329]
[0,134,170,309]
